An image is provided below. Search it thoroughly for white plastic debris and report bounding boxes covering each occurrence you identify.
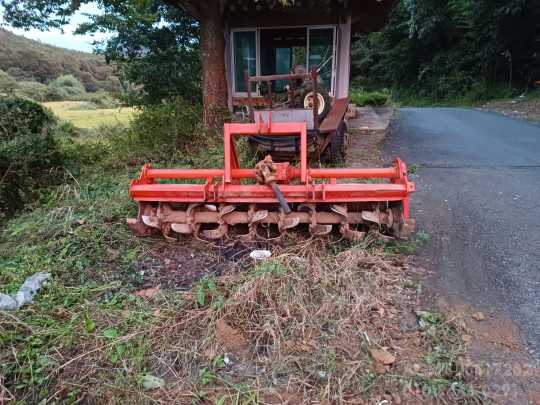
[223,353,233,366]
[0,293,19,310]
[249,250,272,262]
[0,272,51,311]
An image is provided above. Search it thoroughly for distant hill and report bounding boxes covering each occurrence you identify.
[0,28,116,92]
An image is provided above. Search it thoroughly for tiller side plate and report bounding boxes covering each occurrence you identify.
[127,118,415,241]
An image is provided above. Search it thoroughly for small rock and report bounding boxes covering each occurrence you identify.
[142,374,164,390]
[316,370,328,380]
[369,347,396,365]
[472,312,485,321]
[412,363,421,372]
[272,370,289,386]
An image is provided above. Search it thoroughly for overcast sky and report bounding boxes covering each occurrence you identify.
[0,2,110,53]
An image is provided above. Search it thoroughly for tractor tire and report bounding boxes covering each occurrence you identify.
[322,120,348,164]
[300,87,331,120]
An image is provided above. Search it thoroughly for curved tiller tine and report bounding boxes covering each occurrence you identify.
[142,204,176,240]
[311,224,333,236]
[250,208,270,240]
[171,223,193,235]
[127,203,158,236]
[278,209,300,233]
[168,209,196,238]
[141,203,161,230]
[150,204,179,242]
[331,204,365,242]
[390,206,415,240]
[363,208,396,241]
[238,204,269,241]
[201,204,235,240]
[169,204,203,237]
[161,223,178,242]
[184,203,206,241]
[257,208,300,242]
[299,203,332,237]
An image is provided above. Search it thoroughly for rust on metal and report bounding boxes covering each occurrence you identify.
[319,97,349,133]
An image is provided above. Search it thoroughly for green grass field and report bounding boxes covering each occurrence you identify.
[43,101,136,128]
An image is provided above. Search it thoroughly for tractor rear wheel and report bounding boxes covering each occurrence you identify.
[300,87,331,120]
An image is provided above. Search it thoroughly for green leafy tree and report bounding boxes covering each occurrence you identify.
[0,97,62,217]
[76,1,201,105]
[352,0,540,99]
[48,74,87,99]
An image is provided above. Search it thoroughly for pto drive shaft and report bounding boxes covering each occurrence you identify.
[255,155,292,214]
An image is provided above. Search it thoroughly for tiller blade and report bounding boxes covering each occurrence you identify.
[127,118,415,242]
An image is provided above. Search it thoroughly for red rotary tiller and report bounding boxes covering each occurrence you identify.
[127,115,415,241]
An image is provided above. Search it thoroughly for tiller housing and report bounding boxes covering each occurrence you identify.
[128,116,415,241]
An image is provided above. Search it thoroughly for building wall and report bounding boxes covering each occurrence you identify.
[336,13,352,99]
[224,23,233,111]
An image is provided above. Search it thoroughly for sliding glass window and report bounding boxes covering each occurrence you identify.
[308,27,335,93]
[233,31,257,93]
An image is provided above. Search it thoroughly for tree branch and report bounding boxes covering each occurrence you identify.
[161,0,204,20]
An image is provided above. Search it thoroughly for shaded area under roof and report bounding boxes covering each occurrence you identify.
[227,0,395,32]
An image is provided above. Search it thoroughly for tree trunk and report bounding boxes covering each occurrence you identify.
[199,9,229,129]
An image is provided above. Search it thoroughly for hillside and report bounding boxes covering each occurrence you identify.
[0,28,116,92]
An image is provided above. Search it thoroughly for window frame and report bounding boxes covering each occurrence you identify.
[230,25,337,97]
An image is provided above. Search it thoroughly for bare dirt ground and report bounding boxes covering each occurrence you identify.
[480,97,540,123]
[346,106,394,167]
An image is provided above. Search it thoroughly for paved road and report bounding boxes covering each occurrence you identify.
[384,108,540,357]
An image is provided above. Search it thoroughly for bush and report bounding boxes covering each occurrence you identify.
[0,97,63,218]
[108,98,204,163]
[16,80,49,101]
[0,97,56,139]
[100,76,123,94]
[350,90,391,106]
[48,74,87,100]
[0,69,18,96]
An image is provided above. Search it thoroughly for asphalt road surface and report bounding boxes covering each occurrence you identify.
[384,108,540,358]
